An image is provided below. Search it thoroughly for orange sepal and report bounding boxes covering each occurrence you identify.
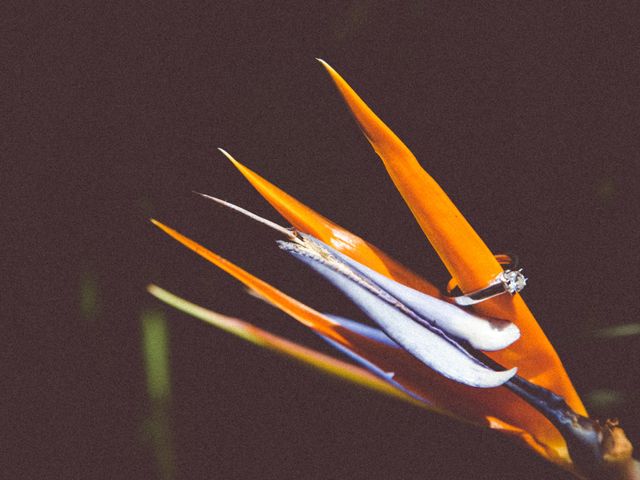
[152,219,339,340]
[319,59,586,418]
[151,219,574,466]
[219,149,440,297]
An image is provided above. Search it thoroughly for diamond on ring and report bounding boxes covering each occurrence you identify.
[500,269,527,294]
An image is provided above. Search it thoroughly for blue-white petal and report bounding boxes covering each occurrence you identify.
[281,242,516,388]
[319,240,520,351]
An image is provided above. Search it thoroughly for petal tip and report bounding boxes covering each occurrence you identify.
[484,366,518,388]
[316,57,330,68]
[316,58,341,80]
[217,147,233,160]
[218,147,243,169]
[473,321,521,352]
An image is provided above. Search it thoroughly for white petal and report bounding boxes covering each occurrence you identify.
[319,240,520,351]
[282,244,516,388]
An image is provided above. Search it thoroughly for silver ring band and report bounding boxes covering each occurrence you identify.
[446,254,527,306]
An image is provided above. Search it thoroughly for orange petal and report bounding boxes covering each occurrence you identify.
[151,220,446,408]
[319,59,586,418]
[151,219,572,465]
[147,284,419,405]
[150,220,442,394]
[152,219,337,340]
[218,149,440,297]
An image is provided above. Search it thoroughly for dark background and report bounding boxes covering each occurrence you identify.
[6,1,639,479]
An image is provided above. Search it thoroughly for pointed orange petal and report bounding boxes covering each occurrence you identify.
[150,220,444,407]
[147,284,419,405]
[152,219,339,340]
[151,219,572,464]
[218,149,440,297]
[319,60,586,418]
[318,59,503,291]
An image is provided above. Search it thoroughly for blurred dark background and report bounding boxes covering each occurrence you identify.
[6,1,639,479]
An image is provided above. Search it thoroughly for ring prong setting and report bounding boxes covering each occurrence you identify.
[500,269,527,295]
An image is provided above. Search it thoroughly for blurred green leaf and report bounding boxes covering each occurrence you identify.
[80,272,99,322]
[141,309,174,480]
[591,323,640,339]
[585,389,627,410]
[141,310,171,402]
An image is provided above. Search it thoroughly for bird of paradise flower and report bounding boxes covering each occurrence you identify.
[149,60,637,479]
